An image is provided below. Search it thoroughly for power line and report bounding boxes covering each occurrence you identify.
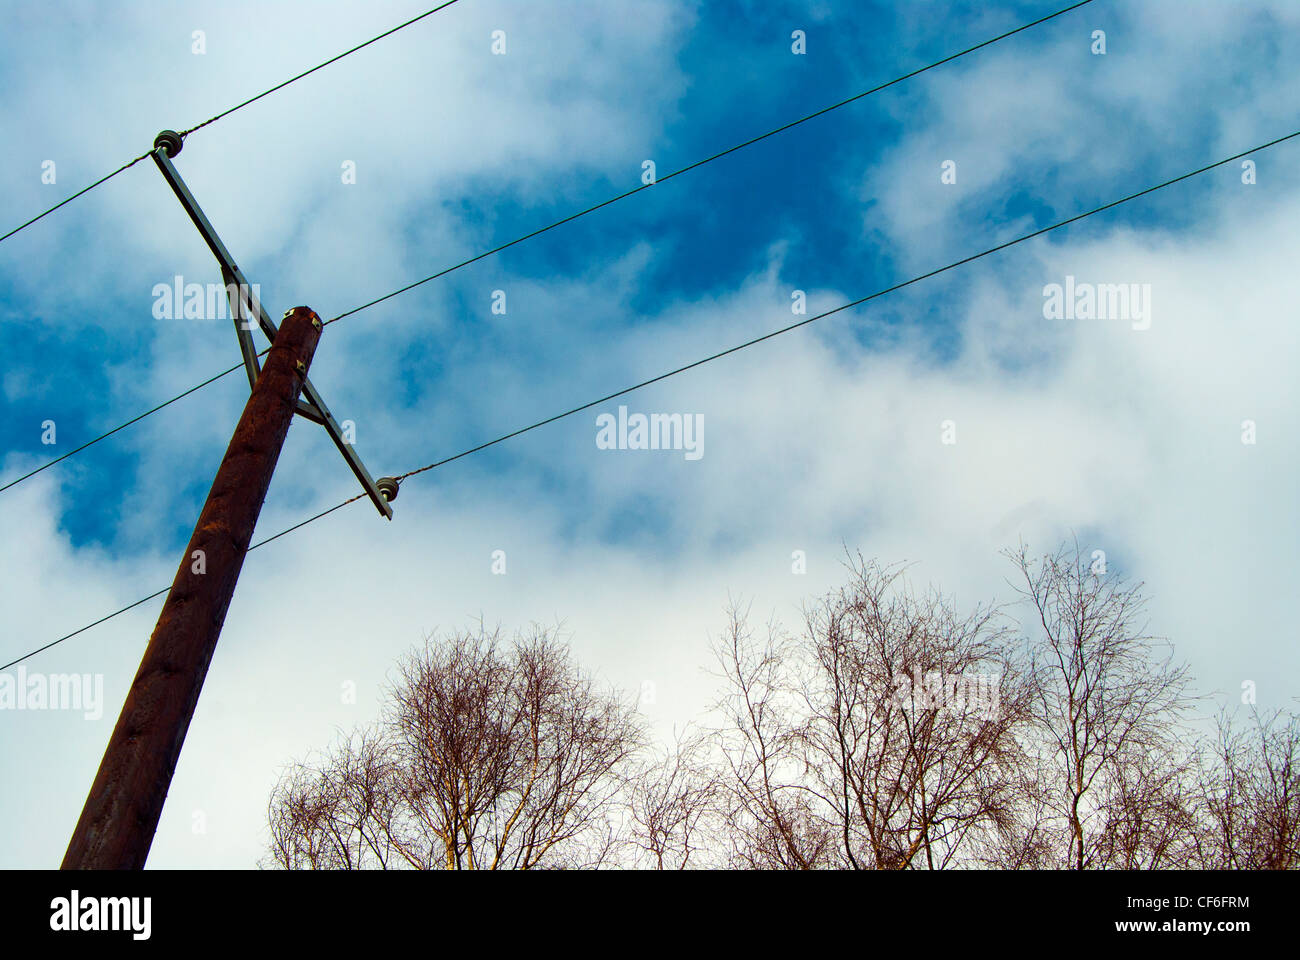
[0,153,153,245]
[0,1,464,247]
[0,361,243,495]
[0,339,278,496]
[0,587,168,672]
[389,128,1300,482]
[248,493,367,551]
[175,0,463,140]
[0,0,1093,495]
[0,494,365,672]
[9,125,1291,673]
[330,0,1096,322]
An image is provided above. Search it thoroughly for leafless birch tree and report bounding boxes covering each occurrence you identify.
[1191,707,1300,869]
[266,625,643,869]
[711,558,1036,869]
[1006,541,1195,869]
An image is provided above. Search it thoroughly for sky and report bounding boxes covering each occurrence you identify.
[1,0,1298,868]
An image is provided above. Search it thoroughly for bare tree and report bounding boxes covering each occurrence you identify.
[266,728,414,870]
[1089,744,1199,869]
[711,558,1037,869]
[625,728,724,869]
[977,755,1063,869]
[1192,707,1300,869]
[265,625,643,869]
[710,604,837,869]
[1007,541,1195,869]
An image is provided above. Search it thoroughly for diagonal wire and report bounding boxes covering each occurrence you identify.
[0,362,244,495]
[0,493,366,671]
[0,1,464,246]
[328,0,1096,323]
[176,0,463,139]
[0,153,152,245]
[0,341,274,496]
[387,129,1300,483]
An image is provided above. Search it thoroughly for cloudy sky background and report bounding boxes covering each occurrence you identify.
[1,0,1298,867]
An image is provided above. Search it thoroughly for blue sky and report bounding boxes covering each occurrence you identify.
[2,0,1299,867]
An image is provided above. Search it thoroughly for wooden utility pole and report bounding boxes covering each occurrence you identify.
[60,131,394,869]
[62,306,322,869]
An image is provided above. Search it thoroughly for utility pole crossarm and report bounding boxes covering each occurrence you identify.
[149,130,393,520]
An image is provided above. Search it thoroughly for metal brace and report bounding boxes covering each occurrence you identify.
[150,130,393,520]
